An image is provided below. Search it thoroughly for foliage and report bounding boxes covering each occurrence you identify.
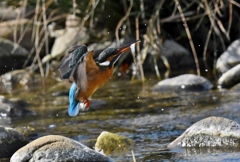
[1,0,240,81]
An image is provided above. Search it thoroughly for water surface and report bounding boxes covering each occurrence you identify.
[2,75,240,162]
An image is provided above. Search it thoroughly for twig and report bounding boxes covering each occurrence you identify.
[42,0,50,77]
[32,0,40,41]
[35,20,46,88]
[204,0,226,50]
[12,0,28,54]
[203,25,213,69]
[161,12,205,23]
[213,0,230,40]
[135,15,145,83]
[131,150,136,162]
[72,0,77,16]
[227,0,233,35]
[115,0,133,46]
[140,0,145,19]
[146,0,167,79]
[175,0,201,76]
[229,0,240,8]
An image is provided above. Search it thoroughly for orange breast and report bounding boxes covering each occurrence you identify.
[76,50,114,101]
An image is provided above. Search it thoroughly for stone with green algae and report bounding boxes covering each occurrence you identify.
[95,131,134,155]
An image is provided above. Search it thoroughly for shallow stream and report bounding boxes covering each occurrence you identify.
[2,74,240,162]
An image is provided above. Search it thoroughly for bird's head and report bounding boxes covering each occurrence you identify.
[95,40,140,68]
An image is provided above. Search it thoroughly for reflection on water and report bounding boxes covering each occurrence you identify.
[2,76,240,161]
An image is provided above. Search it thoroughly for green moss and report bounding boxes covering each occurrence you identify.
[95,131,134,155]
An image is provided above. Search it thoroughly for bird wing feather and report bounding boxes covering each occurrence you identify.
[71,50,94,92]
[58,45,88,79]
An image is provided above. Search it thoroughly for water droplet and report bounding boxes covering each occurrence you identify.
[49,124,56,128]
[212,96,217,100]
[181,85,185,89]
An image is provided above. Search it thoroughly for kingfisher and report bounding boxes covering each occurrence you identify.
[58,40,140,117]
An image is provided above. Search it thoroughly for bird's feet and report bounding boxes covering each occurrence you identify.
[79,99,90,111]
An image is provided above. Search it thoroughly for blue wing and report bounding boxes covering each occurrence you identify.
[68,83,80,117]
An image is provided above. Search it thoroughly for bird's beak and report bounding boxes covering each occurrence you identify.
[116,40,141,55]
[68,83,80,117]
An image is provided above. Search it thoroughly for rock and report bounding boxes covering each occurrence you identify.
[143,39,194,71]
[42,14,89,63]
[10,135,114,162]
[162,39,193,68]
[15,126,36,139]
[168,116,240,148]
[218,64,240,88]
[95,131,134,156]
[0,125,27,158]
[0,95,31,117]
[0,19,29,38]
[0,69,41,93]
[152,74,213,92]
[216,39,240,74]
[0,6,18,21]
[0,38,29,75]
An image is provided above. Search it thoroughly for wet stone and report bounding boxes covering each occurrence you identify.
[168,116,240,148]
[216,38,240,74]
[95,131,134,156]
[10,135,114,162]
[0,95,31,117]
[218,64,240,88]
[162,39,194,69]
[143,39,194,72]
[0,37,29,75]
[0,69,41,93]
[152,74,213,92]
[0,125,27,158]
[42,14,89,63]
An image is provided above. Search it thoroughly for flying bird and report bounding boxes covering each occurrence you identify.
[58,40,140,117]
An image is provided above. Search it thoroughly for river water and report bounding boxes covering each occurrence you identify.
[2,74,240,162]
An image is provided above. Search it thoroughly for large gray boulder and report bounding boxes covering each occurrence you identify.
[10,135,114,162]
[216,39,240,74]
[168,116,240,148]
[0,125,27,158]
[143,39,194,71]
[162,39,194,68]
[152,74,213,92]
[218,64,240,88]
[0,38,29,75]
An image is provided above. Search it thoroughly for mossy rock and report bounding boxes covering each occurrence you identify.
[95,131,134,155]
